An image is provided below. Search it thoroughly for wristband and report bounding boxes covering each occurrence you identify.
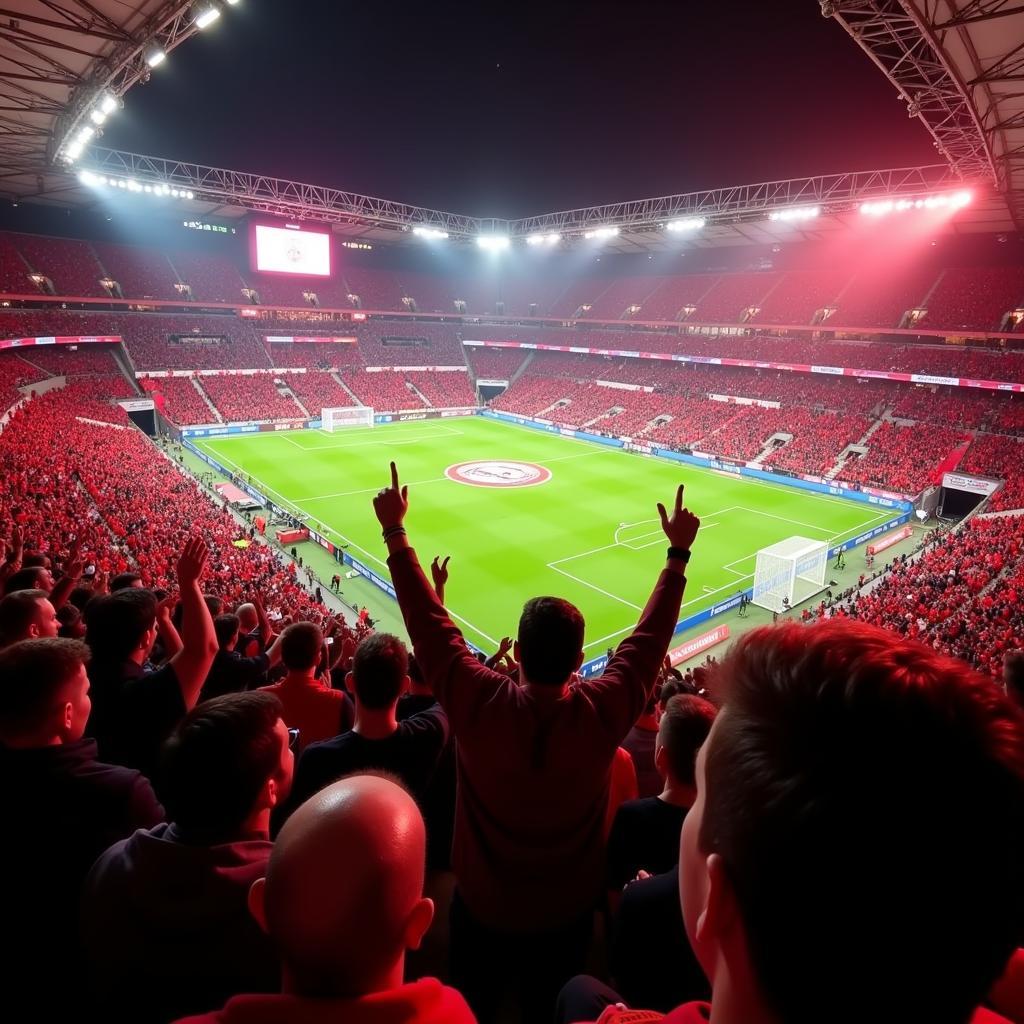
[667,546,691,563]
[382,526,407,540]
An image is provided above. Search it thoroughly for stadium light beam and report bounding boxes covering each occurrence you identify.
[477,234,510,252]
[666,217,706,232]
[583,226,620,240]
[412,226,449,240]
[526,232,561,246]
[145,46,167,68]
[194,5,221,29]
[768,206,820,222]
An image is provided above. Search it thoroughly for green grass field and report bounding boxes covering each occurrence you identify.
[194,417,897,654]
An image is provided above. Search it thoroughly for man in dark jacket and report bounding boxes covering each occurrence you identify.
[82,692,294,1023]
[0,637,164,1016]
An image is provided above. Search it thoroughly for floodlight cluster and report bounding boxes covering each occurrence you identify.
[476,235,511,251]
[78,170,195,201]
[526,232,562,246]
[666,218,706,232]
[860,190,972,217]
[59,2,242,165]
[412,226,449,240]
[583,226,620,239]
[768,206,821,222]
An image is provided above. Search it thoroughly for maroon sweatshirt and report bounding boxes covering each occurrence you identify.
[388,546,686,932]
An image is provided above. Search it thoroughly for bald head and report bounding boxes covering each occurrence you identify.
[236,603,258,633]
[253,775,432,997]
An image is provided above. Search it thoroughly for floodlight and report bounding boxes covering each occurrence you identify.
[584,226,620,239]
[100,93,118,115]
[768,206,820,222]
[666,218,705,232]
[225,0,241,4]
[89,109,107,126]
[526,232,561,245]
[477,234,510,251]
[860,190,972,217]
[413,226,449,240]
[195,5,221,29]
[145,46,167,68]
[78,170,98,186]
[77,125,95,143]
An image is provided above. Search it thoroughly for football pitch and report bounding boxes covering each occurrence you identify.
[194,416,897,653]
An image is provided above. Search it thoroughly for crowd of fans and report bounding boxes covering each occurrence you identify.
[2,389,1021,1024]
[827,517,1024,679]
[340,369,430,411]
[142,377,221,425]
[2,226,1024,330]
[840,421,968,494]
[404,371,477,409]
[199,375,307,422]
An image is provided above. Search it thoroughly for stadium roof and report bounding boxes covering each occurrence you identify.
[0,1,1020,252]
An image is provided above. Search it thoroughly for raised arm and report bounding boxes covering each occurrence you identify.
[430,555,450,603]
[585,484,700,738]
[154,592,183,662]
[168,537,219,710]
[373,462,508,721]
[0,524,23,587]
[49,543,84,611]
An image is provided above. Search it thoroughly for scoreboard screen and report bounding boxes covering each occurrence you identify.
[252,224,331,277]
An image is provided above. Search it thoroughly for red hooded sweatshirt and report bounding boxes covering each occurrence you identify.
[174,978,477,1024]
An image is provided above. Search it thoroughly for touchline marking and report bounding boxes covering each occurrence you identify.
[547,564,643,611]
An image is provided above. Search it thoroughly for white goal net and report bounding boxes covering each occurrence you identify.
[322,406,374,431]
[752,536,829,613]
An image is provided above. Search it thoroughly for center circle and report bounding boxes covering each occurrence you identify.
[445,460,552,488]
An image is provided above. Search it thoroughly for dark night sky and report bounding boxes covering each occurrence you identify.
[100,0,939,219]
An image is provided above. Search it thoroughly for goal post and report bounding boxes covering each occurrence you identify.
[752,536,829,613]
[322,406,374,431]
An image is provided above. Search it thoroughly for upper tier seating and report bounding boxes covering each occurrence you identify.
[93,243,181,301]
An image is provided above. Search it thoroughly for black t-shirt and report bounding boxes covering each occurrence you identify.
[611,867,710,1013]
[288,703,449,813]
[607,796,689,891]
[86,658,186,778]
[200,649,271,701]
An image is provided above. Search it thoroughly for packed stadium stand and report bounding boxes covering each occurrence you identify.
[170,251,247,303]
[694,271,780,322]
[840,421,968,494]
[465,346,530,380]
[754,270,849,325]
[922,267,1024,331]
[141,376,219,425]
[0,232,32,294]
[404,370,476,408]
[638,274,717,321]
[92,242,181,301]
[834,265,938,328]
[838,517,1024,677]
[339,369,429,411]
[395,271,456,314]
[283,371,357,415]
[10,233,107,297]
[339,266,404,311]
[761,412,873,476]
[890,385,997,429]
[199,374,307,422]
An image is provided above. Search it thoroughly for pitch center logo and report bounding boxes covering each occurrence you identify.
[445,460,552,488]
